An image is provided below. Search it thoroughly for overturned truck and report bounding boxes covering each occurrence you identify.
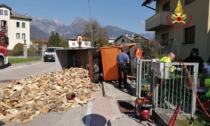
[55,43,142,83]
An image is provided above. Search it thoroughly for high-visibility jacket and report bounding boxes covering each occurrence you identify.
[160,56,171,62]
[135,48,143,59]
[160,56,175,72]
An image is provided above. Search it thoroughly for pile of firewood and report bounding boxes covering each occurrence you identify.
[0,68,98,123]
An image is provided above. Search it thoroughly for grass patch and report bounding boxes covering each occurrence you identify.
[8,58,41,64]
[177,119,190,126]
[194,118,209,126]
[177,118,208,126]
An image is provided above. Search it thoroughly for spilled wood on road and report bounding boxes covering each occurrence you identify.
[0,68,98,123]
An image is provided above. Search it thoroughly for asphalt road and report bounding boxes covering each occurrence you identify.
[0,61,56,87]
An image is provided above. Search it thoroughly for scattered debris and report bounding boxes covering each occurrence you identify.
[0,68,98,123]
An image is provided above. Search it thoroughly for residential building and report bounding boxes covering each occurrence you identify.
[32,39,48,45]
[113,33,135,45]
[0,4,32,50]
[108,37,116,44]
[143,0,210,61]
[68,35,91,48]
[113,33,148,48]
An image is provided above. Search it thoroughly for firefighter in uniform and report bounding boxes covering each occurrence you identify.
[160,52,176,72]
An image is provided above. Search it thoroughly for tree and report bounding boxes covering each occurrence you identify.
[27,45,37,56]
[132,34,161,58]
[48,32,61,47]
[13,43,23,56]
[60,36,68,48]
[141,39,161,59]
[83,19,108,47]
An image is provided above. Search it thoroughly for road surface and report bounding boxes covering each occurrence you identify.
[0,61,56,87]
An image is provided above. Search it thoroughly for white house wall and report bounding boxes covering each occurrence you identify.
[114,37,131,44]
[68,40,91,48]
[8,19,30,50]
[108,39,115,43]
[0,7,10,21]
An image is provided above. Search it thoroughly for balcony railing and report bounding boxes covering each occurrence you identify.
[0,26,7,32]
[145,11,172,31]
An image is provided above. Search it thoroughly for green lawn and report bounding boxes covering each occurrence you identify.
[8,57,41,64]
[177,118,208,126]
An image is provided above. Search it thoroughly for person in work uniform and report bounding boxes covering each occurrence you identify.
[117,46,130,88]
[184,48,204,73]
[158,52,176,107]
[160,52,176,72]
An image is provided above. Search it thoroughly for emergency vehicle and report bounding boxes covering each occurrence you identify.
[0,31,9,69]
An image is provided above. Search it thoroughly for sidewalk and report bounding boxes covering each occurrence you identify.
[92,80,157,126]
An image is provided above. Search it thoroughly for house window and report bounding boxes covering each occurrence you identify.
[16,33,20,39]
[163,1,170,11]
[16,22,20,28]
[161,33,169,45]
[1,20,7,30]
[122,39,124,42]
[22,22,25,28]
[22,33,25,40]
[185,0,195,5]
[4,10,8,16]
[0,10,3,15]
[184,26,195,44]
[85,42,88,46]
[72,42,75,46]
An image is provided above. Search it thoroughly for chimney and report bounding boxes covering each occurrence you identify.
[125,33,128,37]
[77,35,82,48]
[132,33,135,38]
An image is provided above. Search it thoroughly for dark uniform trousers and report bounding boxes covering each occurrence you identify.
[118,64,128,87]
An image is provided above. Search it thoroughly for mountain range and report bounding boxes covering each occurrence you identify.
[30,17,154,40]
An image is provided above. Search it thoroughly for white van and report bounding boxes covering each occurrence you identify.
[43,47,64,62]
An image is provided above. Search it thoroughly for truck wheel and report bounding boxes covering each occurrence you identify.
[0,58,4,69]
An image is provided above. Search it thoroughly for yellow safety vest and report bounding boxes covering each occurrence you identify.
[160,56,175,72]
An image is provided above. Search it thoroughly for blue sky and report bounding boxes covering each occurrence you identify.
[1,0,155,34]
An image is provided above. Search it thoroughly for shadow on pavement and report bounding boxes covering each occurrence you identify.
[3,62,11,69]
[105,81,132,95]
[82,114,107,126]
[0,121,5,126]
